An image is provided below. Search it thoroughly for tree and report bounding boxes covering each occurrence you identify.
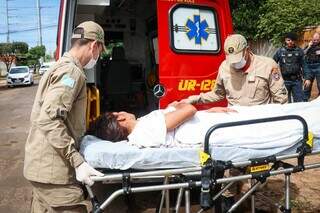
[45,54,53,62]
[230,0,266,40]
[26,45,46,67]
[0,42,29,72]
[256,0,320,45]
[230,0,320,45]
[12,42,28,54]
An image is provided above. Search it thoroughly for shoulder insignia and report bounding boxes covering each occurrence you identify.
[271,68,280,81]
[61,75,75,88]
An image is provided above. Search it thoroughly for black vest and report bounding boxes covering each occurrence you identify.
[305,44,320,64]
[278,47,302,79]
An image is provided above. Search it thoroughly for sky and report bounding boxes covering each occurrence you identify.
[0,0,60,54]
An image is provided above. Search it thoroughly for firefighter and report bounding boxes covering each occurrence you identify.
[303,32,320,101]
[173,34,288,212]
[24,21,106,212]
[178,34,288,106]
[273,32,304,103]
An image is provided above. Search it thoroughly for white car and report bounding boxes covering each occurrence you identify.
[39,62,55,75]
[7,66,34,87]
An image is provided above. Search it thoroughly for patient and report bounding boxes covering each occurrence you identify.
[88,97,320,148]
[88,103,236,148]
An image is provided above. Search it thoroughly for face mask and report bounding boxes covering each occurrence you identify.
[84,47,98,70]
[232,57,247,70]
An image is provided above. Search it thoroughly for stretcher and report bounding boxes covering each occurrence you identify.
[80,115,320,213]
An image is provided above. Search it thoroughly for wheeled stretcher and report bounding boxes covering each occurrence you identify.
[80,115,320,213]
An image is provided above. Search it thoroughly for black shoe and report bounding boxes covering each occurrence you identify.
[221,196,235,213]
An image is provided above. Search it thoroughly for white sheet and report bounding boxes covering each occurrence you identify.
[128,98,320,149]
[175,98,320,148]
[80,135,320,170]
[80,98,320,170]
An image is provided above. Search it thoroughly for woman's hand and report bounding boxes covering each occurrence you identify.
[206,107,237,113]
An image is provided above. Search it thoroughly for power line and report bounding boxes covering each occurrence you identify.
[0,24,57,35]
[7,6,56,9]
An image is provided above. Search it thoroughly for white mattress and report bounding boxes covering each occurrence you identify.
[80,135,320,170]
[81,99,320,170]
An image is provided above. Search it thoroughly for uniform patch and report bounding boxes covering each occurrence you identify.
[271,68,280,81]
[61,75,75,88]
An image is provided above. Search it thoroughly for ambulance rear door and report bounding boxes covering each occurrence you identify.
[156,0,233,108]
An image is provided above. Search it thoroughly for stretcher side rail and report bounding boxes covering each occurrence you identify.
[86,162,320,213]
[200,115,310,211]
[86,150,320,213]
[89,149,320,183]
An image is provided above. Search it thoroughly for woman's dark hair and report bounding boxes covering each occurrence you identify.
[87,112,129,142]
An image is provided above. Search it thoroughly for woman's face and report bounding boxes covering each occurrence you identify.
[113,112,136,129]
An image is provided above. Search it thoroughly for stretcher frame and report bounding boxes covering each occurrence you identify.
[85,115,319,213]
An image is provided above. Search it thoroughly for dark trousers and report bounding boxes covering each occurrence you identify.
[284,80,303,103]
[303,63,320,101]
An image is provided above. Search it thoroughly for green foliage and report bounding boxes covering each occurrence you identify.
[230,0,320,45]
[0,42,29,72]
[28,45,46,59]
[12,42,28,54]
[45,54,54,62]
[230,0,266,40]
[256,0,320,45]
[26,45,46,67]
[0,42,28,55]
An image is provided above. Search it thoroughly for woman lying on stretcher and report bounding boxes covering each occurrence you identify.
[87,103,236,148]
[87,97,319,148]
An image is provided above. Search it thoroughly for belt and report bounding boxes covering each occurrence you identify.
[283,75,301,81]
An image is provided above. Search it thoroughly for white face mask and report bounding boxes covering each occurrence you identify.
[84,57,98,70]
[231,57,247,70]
[84,47,98,70]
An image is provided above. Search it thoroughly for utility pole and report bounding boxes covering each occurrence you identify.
[5,0,10,42]
[36,0,43,46]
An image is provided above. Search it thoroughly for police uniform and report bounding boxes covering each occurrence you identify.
[303,42,320,100]
[24,21,106,212]
[186,53,288,105]
[273,46,304,102]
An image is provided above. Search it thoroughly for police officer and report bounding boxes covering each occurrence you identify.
[24,21,106,212]
[179,34,288,106]
[303,32,320,101]
[273,32,304,103]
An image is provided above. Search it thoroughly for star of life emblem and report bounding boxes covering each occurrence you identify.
[173,15,215,45]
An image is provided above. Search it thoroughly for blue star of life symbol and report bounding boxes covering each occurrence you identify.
[186,15,209,45]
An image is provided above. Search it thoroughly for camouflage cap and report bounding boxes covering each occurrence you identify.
[224,34,248,64]
[72,21,106,51]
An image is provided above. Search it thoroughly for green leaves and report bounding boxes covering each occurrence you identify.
[231,0,320,45]
[0,42,28,55]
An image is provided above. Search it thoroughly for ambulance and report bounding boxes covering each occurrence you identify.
[56,0,233,121]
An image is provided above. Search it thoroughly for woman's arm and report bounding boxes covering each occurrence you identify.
[164,102,197,131]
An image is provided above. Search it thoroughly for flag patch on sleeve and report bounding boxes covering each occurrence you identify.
[61,75,75,88]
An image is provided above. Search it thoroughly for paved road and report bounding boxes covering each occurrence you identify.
[0,83,37,212]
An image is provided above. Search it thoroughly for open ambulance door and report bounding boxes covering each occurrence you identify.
[56,0,78,60]
[156,0,233,109]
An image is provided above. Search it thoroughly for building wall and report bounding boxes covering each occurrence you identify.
[297,25,320,48]
[0,61,16,77]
